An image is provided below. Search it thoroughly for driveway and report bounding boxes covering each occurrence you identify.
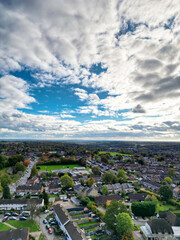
[35,213,61,240]
[55,199,76,209]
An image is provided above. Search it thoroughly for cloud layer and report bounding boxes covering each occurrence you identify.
[0,0,180,140]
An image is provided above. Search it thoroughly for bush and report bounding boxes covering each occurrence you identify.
[131,202,156,217]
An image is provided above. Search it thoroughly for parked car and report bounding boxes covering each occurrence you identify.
[12,212,19,216]
[50,221,57,226]
[50,207,53,211]
[2,216,9,222]
[19,216,27,220]
[43,219,47,224]
[48,228,53,234]
[4,212,11,217]
[48,218,55,223]
[44,210,49,213]
[9,216,17,220]
[46,224,50,230]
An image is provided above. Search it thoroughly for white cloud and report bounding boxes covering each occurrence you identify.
[0,0,180,140]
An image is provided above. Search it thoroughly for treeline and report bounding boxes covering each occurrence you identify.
[37,157,87,167]
[0,154,25,170]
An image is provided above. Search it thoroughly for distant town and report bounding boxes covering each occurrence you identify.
[0,141,180,240]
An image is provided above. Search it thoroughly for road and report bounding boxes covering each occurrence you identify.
[9,157,38,194]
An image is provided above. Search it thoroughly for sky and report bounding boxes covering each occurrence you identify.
[0,0,180,141]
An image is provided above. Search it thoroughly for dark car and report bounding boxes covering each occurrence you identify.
[4,212,11,217]
[19,216,27,220]
[46,224,50,230]
[12,212,19,216]
[43,219,47,224]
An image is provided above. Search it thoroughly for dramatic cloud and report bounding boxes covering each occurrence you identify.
[0,0,180,140]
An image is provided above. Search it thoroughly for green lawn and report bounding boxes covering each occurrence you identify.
[7,220,40,232]
[38,233,45,240]
[78,222,97,227]
[0,222,12,231]
[156,201,176,213]
[39,164,81,172]
[98,151,132,157]
[172,210,180,213]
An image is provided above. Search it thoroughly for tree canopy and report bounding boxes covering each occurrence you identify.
[60,173,73,188]
[103,171,117,184]
[159,185,173,201]
[131,201,156,217]
[116,213,134,236]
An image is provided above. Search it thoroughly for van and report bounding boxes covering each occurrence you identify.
[22,211,30,217]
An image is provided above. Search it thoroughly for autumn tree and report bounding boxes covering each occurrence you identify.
[102,185,109,195]
[87,177,95,187]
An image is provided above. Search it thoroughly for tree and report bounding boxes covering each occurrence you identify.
[131,202,156,217]
[0,173,11,187]
[159,185,173,201]
[43,190,49,206]
[164,177,172,184]
[81,197,90,206]
[60,173,73,188]
[102,185,109,195]
[24,160,30,167]
[0,155,8,170]
[14,162,26,174]
[8,155,25,166]
[30,165,38,177]
[121,229,134,240]
[87,177,95,187]
[103,171,117,184]
[116,213,134,236]
[168,168,175,177]
[103,200,128,230]
[92,166,101,175]
[3,185,11,199]
[117,169,127,183]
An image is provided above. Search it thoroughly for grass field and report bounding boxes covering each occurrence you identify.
[172,210,180,213]
[0,222,12,231]
[99,151,132,157]
[39,164,81,172]
[7,220,40,232]
[156,201,176,212]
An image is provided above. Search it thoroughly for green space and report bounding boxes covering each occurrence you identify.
[0,167,8,172]
[0,222,12,231]
[39,164,80,172]
[156,201,176,212]
[172,210,180,213]
[71,213,84,217]
[7,220,40,232]
[49,194,59,198]
[99,151,132,157]
[78,222,98,227]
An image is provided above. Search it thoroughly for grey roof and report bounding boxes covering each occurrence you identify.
[148,219,174,234]
[128,193,147,201]
[95,194,123,205]
[0,228,29,240]
[65,221,84,240]
[159,211,180,226]
[17,184,42,191]
[0,198,42,205]
[54,204,69,224]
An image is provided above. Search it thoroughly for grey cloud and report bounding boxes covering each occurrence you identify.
[132,104,146,113]
[138,59,162,71]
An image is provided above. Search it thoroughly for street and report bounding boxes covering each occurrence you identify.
[9,157,38,194]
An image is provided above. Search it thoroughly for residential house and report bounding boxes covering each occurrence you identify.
[173,187,180,199]
[0,228,29,240]
[54,204,87,240]
[159,211,180,226]
[95,195,123,205]
[16,184,44,195]
[128,193,147,202]
[113,183,122,194]
[140,219,174,240]
[122,183,134,193]
[48,184,61,194]
[26,176,39,185]
[0,199,44,210]
[141,181,160,191]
